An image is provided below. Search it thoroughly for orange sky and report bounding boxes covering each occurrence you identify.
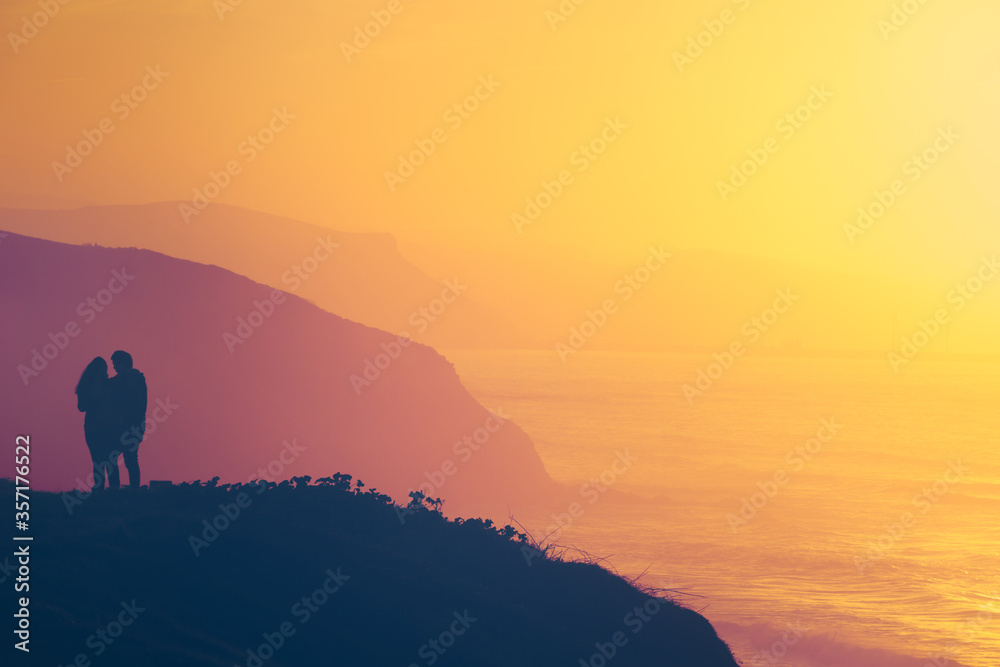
[3,0,1000,353]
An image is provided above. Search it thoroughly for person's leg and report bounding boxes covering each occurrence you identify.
[106,452,121,489]
[91,459,105,492]
[123,446,140,488]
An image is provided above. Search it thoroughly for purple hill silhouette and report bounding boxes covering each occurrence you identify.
[0,231,554,515]
[0,203,539,349]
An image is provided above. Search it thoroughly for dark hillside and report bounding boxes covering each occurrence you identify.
[4,477,739,667]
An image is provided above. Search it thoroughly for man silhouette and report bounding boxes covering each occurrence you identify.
[110,350,147,488]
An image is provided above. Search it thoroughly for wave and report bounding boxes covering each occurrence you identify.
[714,619,981,667]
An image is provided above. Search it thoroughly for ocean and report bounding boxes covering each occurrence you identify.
[443,350,1000,667]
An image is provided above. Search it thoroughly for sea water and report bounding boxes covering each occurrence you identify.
[444,350,1000,667]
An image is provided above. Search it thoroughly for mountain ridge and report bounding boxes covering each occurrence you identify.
[0,230,554,516]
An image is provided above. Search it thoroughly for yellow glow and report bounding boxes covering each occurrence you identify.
[1,0,999,354]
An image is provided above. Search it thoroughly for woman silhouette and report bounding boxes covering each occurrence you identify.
[75,357,121,491]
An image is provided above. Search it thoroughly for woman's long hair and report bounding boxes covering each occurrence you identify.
[76,356,109,396]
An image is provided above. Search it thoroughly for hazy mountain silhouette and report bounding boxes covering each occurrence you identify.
[359,236,993,356]
[0,203,540,349]
[4,204,984,357]
[4,477,740,667]
[0,231,554,515]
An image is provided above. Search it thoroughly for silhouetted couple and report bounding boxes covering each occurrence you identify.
[75,351,148,491]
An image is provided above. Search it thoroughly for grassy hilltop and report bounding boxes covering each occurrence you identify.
[4,476,739,666]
